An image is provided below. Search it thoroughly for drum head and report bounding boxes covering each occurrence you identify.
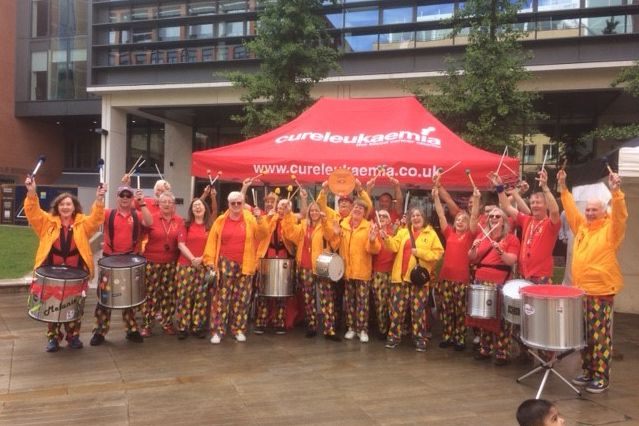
[502,279,531,298]
[521,284,584,298]
[99,254,146,268]
[35,266,88,280]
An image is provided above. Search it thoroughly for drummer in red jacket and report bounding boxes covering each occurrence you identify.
[90,185,152,346]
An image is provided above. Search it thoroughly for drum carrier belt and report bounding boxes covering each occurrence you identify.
[46,225,84,269]
[107,209,139,255]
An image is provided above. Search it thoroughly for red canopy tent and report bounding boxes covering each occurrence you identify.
[192,97,519,189]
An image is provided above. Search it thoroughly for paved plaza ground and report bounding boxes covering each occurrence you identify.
[0,287,637,425]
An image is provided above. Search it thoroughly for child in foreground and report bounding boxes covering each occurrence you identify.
[516,399,565,426]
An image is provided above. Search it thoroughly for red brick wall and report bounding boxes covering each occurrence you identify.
[0,0,65,185]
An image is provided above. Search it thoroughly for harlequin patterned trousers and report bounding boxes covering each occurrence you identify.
[142,261,177,328]
[175,264,210,333]
[371,272,390,335]
[318,277,337,336]
[438,279,467,345]
[210,257,253,337]
[387,283,428,344]
[47,320,80,341]
[582,295,614,385]
[297,267,317,330]
[93,305,138,336]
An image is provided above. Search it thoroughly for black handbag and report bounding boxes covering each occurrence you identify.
[408,226,430,286]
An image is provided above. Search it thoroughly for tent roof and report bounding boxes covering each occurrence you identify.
[192,96,519,190]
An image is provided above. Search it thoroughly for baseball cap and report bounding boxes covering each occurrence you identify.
[117,186,134,196]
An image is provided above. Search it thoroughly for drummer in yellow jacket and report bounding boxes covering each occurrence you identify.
[24,176,105,352]
[203,191,269,344]
[254,195,296,335]
[558,169,628,394]
[381,206,444,352]
[282,192,341,341]
[324,196,381,343]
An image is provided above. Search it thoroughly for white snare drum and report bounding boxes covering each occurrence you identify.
[467,284,497,319]
[502,279,532,325]
[259,258,295,297]
[521,285,585,351]
[28,266,88,323]
[315,253,344,282]
[97,254,146,309]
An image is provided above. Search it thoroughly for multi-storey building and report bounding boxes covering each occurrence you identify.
[7,0,639,209]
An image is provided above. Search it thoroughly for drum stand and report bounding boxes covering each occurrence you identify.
[516,348,582,399]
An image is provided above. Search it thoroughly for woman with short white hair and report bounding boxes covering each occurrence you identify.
[204,191,269,344]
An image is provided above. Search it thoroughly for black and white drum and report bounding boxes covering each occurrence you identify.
[28,266,88,323]
[520,285,585,351]
[97,254,146,309]
[259,258,295,297]
[315,253,344,282]
[501,279,532,325]
[466,284,498,319]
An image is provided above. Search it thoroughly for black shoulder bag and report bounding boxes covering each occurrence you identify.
[408,227,430,286]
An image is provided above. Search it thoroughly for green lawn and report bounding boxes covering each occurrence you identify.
[0,225,38,279]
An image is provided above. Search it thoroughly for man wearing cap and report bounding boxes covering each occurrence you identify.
[90,186,152,346]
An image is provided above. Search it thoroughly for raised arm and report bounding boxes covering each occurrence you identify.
[432,186,449,232]
[489,172,518,218]
[433,173,461,217]
[469,187,481,233]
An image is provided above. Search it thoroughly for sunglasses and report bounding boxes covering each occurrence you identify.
[488,214,503,219]
[119,193,133,199]
[229,201,243,206]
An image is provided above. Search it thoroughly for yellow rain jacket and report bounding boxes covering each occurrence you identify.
[256,214,295,259]
[281,212,328,273]
[324,216,380,281]
[384,225,444,284]
[203,208,269,275]
[316,188,373,221]
[561,188,627,295]
[24,193,105,278]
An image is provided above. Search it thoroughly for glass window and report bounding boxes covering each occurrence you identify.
[189,24,214,39]
[217,44,229,60]
[378,32,415,49]
[582,15,627,35]
[383,7,413,25]
[133,50,148,65]
[584,0,622,6]
[203,47,215,61]
[416,4,454,22]
[326,12,344,29]
[31,51,48,100]
[233,45,249,59]
[127,116,165,174]
[515,0,533,13]
[344,33,378,52]
[159,3,186,18]
[109,7,131,23]
[416,29,452,45]
[220,0,247,14]
[159,26,182,41]
[32,0,49,37]
[537,0,579,11]
[542,144,557,162]
[108,30,130,44]
[133,28,155,43]
[345,7,379,28]
[523,145,536,163]
[536,18,580,38]
[189,1,216,15]
[186,47,199,62]
[630,14,639,33]
[218,21,244,37]
[167,49,180,63]
[131,5,156,20]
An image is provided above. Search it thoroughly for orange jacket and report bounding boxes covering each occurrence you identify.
[256,214,295,259]
[24,193,105,278]
[561,188,627,295]
[281,212,328,273]
[316,188,373,221]
[203,209,269,275]
[384,225,444,284]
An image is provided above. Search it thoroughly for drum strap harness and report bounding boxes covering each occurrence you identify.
[107,209,139,254]
[46,225,83,268]
[475,246,512,282]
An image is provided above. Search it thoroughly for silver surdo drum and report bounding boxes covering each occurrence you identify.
[28,266,88,323]
[259,258,295,297]
[501,279,532,325]
[467,284,498,319]
[97,254,146,309]
[521,285,585,351]
[315,253,344,282]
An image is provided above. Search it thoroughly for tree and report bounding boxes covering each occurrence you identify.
[228,0,340,138]
[414,0,543,153]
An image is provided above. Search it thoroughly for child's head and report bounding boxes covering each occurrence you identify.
[516,399,565,426]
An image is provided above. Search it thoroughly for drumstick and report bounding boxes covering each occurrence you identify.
[501,161,519,178]
[210,171,222,186]
[603,156,615,174]
[98,158,105,187]
[251,188,258,208]
[288,186,300,201]
[291,174,303,190]
[375,210,382,228]
[154,163,164,181]
[127,155,144,176]
[438,160,462,177]
[207,169,214,186]
[31,155,46,177]
[465,169,477,189]
[496,146,508,175]
[478,223,500,243]
[540,149,549,174]
[136,174,141,190]
[404,190,410,214]
[560,157,568,171]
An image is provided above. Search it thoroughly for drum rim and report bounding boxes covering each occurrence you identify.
[98,254,146,267]
[35,266,89,280]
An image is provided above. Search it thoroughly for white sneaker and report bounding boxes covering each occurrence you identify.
[359,331,369,343]
[344,330,356,340]
[210,334,221,344]
[235,332,247,342]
